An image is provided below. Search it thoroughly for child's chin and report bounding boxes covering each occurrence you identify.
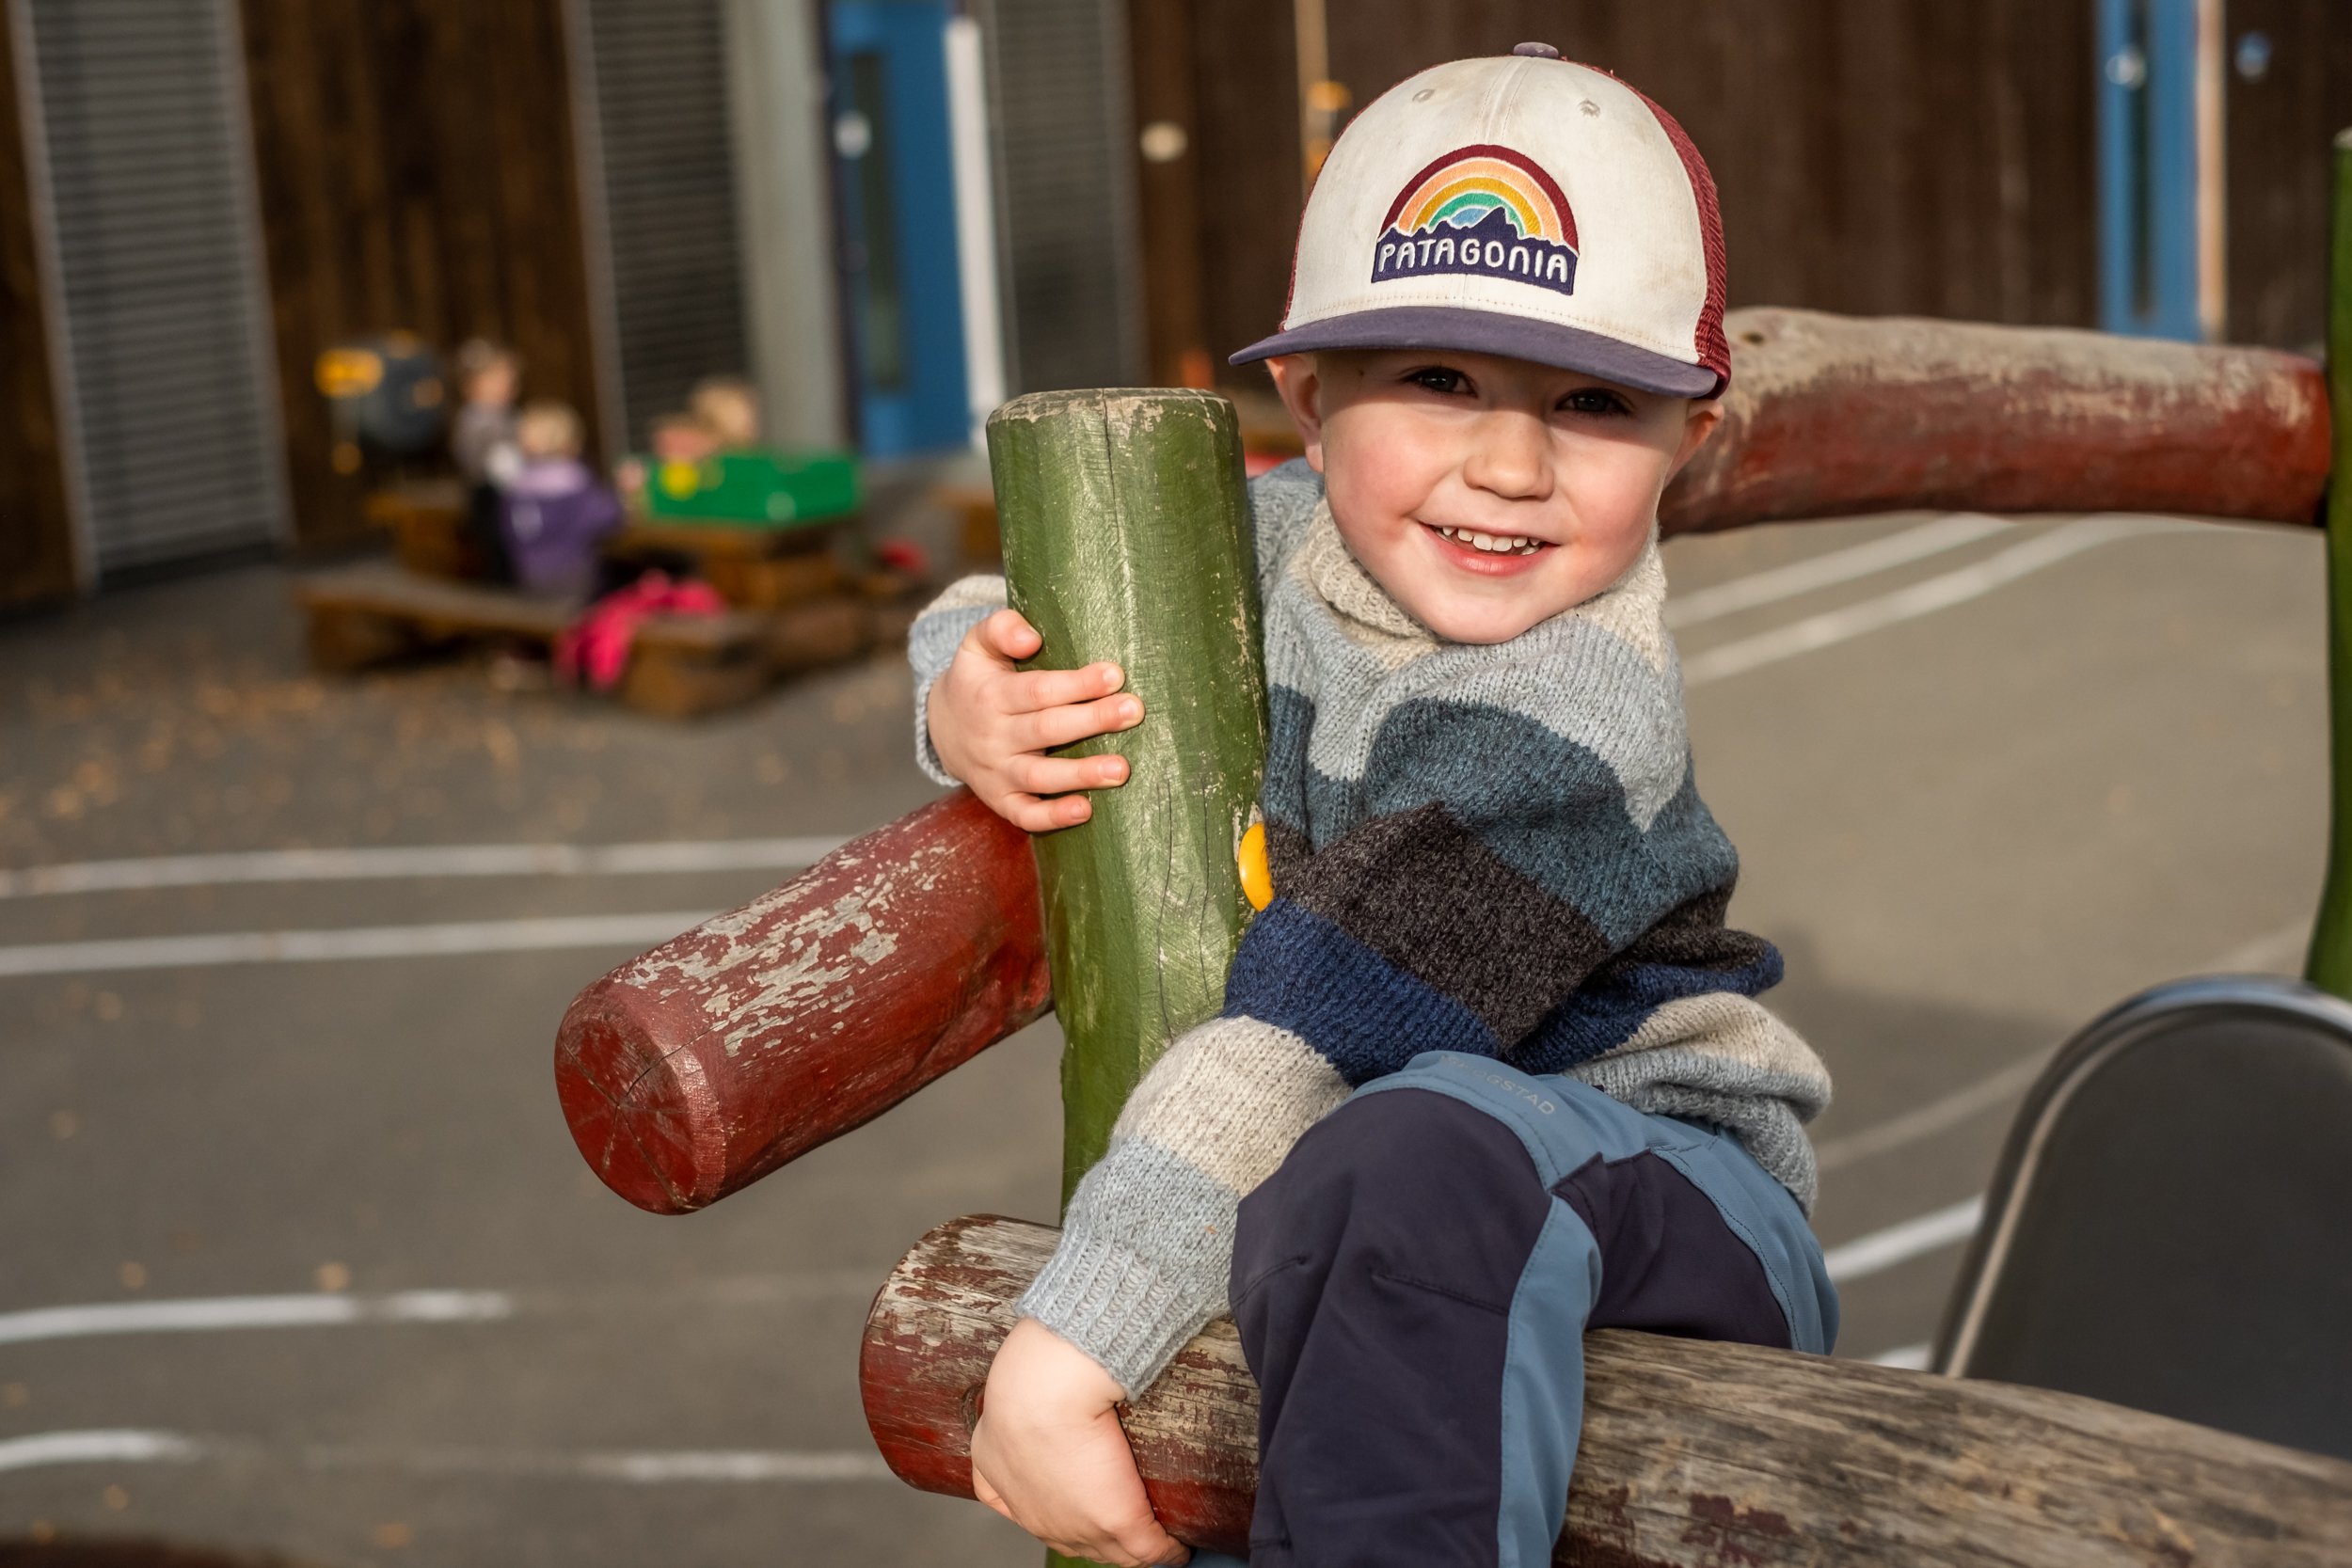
[1413,597,1549,645]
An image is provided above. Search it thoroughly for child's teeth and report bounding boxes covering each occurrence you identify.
[1436,524,1542,554]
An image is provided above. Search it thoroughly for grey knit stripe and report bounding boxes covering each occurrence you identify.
[1275,591,1691,832]
[1571,1043,1826,1211]
[1017,1138,1243,1396]
[1248,460,1327,601]
[1265,510,1690,828]
[1114,1016,1350,1195]
[905,576,1006,787]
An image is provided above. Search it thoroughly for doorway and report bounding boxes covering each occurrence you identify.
[2097,0,2221,341]
[829,0,971,457]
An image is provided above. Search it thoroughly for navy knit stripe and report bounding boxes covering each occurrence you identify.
[1223,898,1499,1082]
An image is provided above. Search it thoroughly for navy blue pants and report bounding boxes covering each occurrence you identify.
[1197,1052,1836,1568]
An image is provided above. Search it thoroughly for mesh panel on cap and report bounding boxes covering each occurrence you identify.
[1620,80,1730,393]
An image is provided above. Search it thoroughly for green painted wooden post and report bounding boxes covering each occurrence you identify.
[989,389,1268,1568]
[2309,131,2352,998]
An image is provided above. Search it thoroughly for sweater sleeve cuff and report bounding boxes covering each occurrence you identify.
[905,576,1007,786]
[1016,1227,1229,1400]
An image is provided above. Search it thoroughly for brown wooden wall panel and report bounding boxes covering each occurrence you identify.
[237,0,602,546]
[1168,2,2101,382]
[0,12,79,610]
[1130,0,1208,388]
[1186,0,1301,381]
[2223,0,2352,349]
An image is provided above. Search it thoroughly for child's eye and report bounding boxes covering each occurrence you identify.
[1406,366,1471,396]
[1557,387,1631,417]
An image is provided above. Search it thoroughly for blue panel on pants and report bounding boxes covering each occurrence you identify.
[1345,1052,1837,1567]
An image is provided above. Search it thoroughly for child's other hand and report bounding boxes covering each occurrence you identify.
[929,609,1144,833]
[968,1317,1190,1567]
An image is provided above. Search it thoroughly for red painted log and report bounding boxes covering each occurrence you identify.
[552,789,1051,1213]
[863,1214,2352,1566]
[1662,309,2331,535]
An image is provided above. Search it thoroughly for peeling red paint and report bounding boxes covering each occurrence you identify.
[553,791,1051,1212]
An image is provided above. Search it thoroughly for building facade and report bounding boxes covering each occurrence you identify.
[3,1,2348,609]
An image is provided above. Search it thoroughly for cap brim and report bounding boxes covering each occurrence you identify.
[1229,306,1722,398]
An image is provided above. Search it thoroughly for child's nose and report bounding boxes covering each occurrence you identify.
[1462,409,1553,499]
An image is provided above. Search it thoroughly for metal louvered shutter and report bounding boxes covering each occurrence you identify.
[981,0,1142,393]
[10,0,286,578]
[567,0,752,454]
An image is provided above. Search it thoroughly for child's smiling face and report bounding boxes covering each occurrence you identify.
[1269,348,1720,644]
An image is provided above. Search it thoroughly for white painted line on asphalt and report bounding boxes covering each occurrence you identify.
[0,1289,513,1347]
[0,911,716,978]
[565,1449,891,1483]
[1682,516,2189,687]
[1815,919,2313,1178]
[0,1275,887,1349]
[0,836,846,901]
[0,1430,202,1473]
[1821,1195,1984,1284]
[1867,1341,1934,1370]
[1665,514,2013,630]
[0,1429,893,1482]
[1814,1053,2053,1177]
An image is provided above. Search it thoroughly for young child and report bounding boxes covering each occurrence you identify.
[452,339,524,582]
[688,374,763,451]
[501,400,622,598]
[909,47,1836,1568]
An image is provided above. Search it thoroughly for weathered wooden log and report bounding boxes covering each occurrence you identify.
[989,388,1269,1199]
[554,317,2334,1213]
[863,1214,2352,1566]
[552,788,1049,1213]
[1662,308,2330,535]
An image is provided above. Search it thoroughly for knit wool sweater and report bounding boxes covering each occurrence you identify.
[908,459,1831,1395]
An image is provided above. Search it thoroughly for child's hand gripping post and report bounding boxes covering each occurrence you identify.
[929,608,1146,832]
[970,1318,1191,1567]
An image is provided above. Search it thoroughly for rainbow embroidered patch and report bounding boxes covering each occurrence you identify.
[1371,144,1579,295]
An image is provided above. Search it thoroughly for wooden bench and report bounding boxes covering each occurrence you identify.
[296,562,875,719]
[603,516,851,609]
[365,478,859,612]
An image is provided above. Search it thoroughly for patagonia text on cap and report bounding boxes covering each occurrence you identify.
[1232,50,1729,398]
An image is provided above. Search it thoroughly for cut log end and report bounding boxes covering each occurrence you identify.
[550,791,1052,1216]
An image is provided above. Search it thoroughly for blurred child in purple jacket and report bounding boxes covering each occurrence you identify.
[501,401,622,599]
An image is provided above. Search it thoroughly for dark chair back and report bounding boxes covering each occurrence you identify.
[1933,976,2352,1460]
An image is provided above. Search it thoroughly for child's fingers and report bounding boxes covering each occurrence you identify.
[974,608,1044,661]
[1104,1519,1191,1566]
[999,790,1094,834]
[969,1464,1017,1525]
[1000,661,1126,715]
[1018,693,1143,752]
[1010,752,1127,798]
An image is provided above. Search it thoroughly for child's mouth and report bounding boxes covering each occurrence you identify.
[1423,522,1551,572]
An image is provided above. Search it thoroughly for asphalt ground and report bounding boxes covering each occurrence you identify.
[0,507,2329,1564]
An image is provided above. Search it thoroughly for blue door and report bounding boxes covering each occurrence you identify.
[2097,0,2201,340]
[830,0,972,457]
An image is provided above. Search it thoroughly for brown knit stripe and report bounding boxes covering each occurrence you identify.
[1600,886,1775,974]
[1277,802,1614,1044]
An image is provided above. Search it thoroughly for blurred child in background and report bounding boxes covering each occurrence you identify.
[452,339,524,582]
[501,400,622,599]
